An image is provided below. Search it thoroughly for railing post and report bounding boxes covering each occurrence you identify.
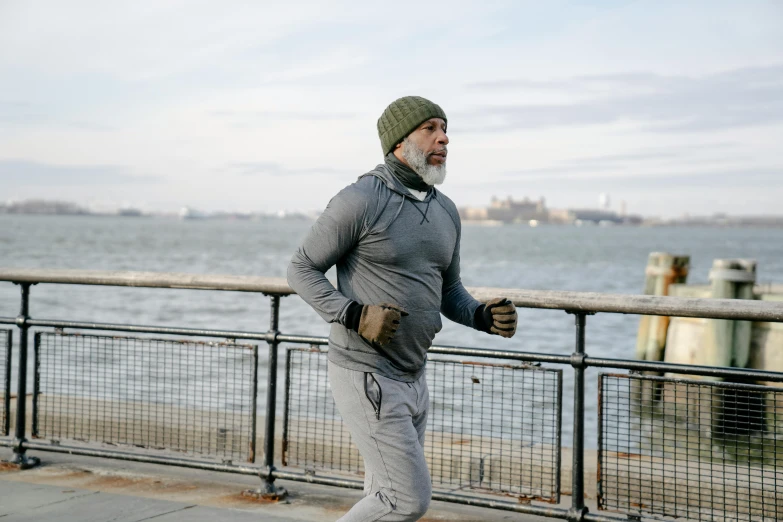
[3,330,12,437]
[568,311,589,522]
[249,345,258,464]
[10,283,39,469]
[260,295,287,499]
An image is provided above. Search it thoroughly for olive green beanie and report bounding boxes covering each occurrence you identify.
[377,96,447,155]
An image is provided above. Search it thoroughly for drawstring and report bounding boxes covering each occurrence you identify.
[407,196,432,225]
[362,192,393,239]
[392,196,405,224]
[375,195,406,235]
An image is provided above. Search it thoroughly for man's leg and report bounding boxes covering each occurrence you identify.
[411,371,428,449]
[363,371,428,500]
[329,361,431,522]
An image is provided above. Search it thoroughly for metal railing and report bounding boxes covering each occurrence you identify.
[283,347,563,502]
[599,373,783,521]
[32,332,258,462]
[1,268,783,522]
[1,328,10,436]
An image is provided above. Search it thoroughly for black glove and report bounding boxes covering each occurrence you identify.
[475,298,517,338]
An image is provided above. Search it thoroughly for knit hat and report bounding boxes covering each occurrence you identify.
[377,96,447,155]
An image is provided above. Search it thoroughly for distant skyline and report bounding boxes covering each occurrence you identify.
[1,1,782,218]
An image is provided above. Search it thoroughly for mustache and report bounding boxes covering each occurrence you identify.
[429,147,448,155]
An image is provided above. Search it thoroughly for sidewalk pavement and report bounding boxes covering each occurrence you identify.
[0,448,583,521]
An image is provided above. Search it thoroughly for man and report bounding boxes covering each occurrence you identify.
[287,95,518,521]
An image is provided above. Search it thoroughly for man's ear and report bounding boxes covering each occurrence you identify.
[392,141,405,161]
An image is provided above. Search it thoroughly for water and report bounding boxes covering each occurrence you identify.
[2,214,782,447]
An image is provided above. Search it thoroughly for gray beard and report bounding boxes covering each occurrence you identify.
[401,136,447,186]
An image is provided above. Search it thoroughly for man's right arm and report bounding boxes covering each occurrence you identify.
[287,184,368,327]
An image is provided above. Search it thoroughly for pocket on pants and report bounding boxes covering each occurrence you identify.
[364,372,383,420]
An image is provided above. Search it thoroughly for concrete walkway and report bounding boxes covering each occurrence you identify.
[0,449,577,521]
[0,481,292,522]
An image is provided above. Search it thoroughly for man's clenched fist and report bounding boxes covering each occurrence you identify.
[481,297,517,338]
[358,302,408,346]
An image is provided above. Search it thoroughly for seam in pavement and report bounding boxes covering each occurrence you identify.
[138,504,198,521]
[0,489,100,516]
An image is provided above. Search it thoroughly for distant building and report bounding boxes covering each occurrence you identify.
[458,195,643,226]
[0,200,89,215]
[179,207,207,219]
[569,208,624,224]
[118,208,143,217]
[548,209,574,224]
[460,195,547,224]
[460,206,489,221]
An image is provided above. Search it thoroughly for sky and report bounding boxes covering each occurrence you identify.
[0,0,781,218]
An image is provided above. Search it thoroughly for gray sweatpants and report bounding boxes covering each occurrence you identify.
[328,361,431,522]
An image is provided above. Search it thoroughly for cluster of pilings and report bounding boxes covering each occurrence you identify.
[633,254,783,441]
[635,254,767,372]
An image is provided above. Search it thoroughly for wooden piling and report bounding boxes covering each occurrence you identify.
[700,260,738,373]
[635,253,689,404]
[732,259,757,368]
[635,252,662,360]
[700,259,758,375]
[641,253,690,363]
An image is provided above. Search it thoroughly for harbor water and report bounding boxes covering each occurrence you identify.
[2,214,783,447]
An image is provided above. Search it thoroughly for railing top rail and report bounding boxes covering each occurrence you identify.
[0,268,293,294]
[470,287,783,322]
[2,268,783,322]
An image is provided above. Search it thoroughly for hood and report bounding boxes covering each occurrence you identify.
[359,163,434,201]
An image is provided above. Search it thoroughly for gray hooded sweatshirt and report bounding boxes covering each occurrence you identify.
[287,163,482,382]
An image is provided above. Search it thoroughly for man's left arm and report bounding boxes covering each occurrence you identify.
[440,236,482,327]
[440,234,518,338]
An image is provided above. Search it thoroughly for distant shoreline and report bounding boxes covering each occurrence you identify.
[3,212,783,228]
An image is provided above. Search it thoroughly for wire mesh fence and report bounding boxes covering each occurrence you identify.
[283,347,562,502]
[282,347,363,475]
[427,358,562,501]
[599,373,783,522]
[33,331,258,463]
[1,328,10,436]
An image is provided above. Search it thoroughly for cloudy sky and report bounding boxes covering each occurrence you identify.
[1,0,781,217]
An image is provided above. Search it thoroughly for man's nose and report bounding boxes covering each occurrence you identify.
[436,129,449,145]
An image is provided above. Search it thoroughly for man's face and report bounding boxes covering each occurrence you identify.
[395,118,448,166]
[394,117,449,186]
